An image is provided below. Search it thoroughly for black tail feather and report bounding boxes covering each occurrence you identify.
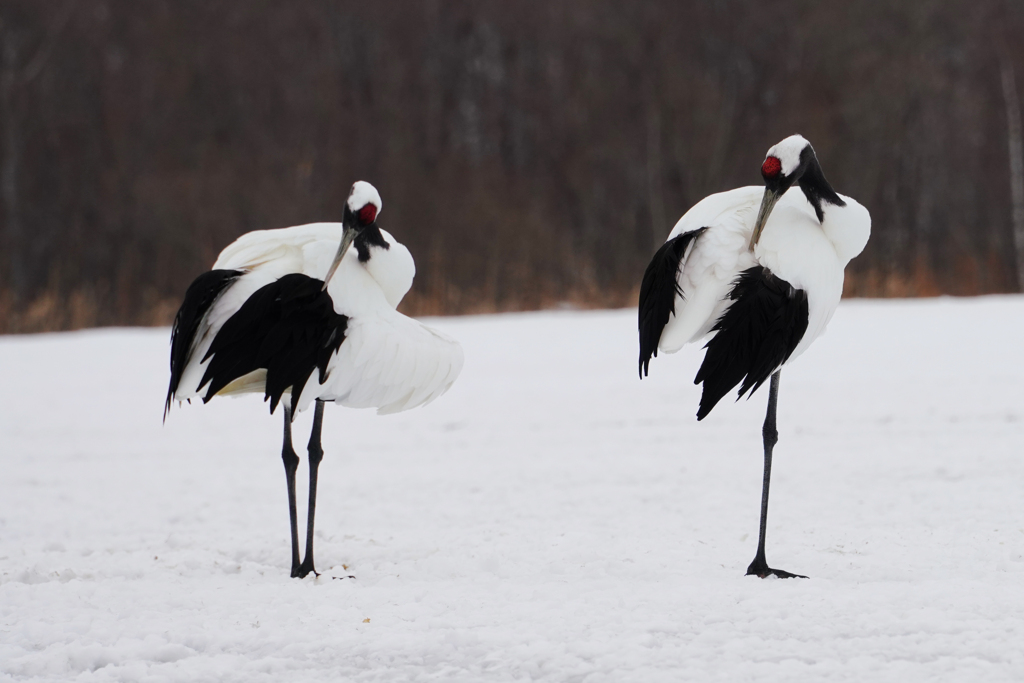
[694,266,808,421]
[165,269,243,421]
[638,228,707,378]
[200,273,348,416]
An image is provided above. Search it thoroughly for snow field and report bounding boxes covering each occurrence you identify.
[1,297,1024,681]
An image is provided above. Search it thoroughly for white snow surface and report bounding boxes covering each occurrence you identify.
[2,297,1024,682]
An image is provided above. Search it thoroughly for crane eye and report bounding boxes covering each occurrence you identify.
[358,204,377,225]
[761,156,782,179]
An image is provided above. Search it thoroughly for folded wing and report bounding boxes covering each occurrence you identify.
[201,273,348,414]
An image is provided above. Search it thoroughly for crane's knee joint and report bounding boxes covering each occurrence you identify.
[307,443,323,465]
[762,426,778,447]
[281,447,299,469]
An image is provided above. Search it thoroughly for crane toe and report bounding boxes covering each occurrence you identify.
[745,557,808,579]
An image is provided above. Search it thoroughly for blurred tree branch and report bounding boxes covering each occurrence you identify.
[0,0,77,301]
[0,0,1023,332]
[1000,51,1024,290]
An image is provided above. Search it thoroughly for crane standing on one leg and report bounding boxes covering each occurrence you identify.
[638,135,871,578]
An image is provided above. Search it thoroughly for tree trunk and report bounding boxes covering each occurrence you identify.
[646,103,666,248]
[1,34,23,300]
[1001,54,1024,291]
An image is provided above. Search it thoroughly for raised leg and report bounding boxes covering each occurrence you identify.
[281,402,302,577]
[746,371,808,579]
[296,399,325,578]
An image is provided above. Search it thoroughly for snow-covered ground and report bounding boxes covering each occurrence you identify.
[2,297,1023,682]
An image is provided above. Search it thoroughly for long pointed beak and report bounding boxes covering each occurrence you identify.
[322,224,359,291]
[749,188,782,251]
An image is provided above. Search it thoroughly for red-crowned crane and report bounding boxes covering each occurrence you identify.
[638,135,870,578]
[165,181,464,578]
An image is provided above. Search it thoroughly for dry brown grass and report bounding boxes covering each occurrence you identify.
[0,289,180,334]
[1,257,1017,336]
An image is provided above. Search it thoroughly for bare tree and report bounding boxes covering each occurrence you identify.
[1,0,1023,332]
[1001,52,1024,290]
[0,0,75,302]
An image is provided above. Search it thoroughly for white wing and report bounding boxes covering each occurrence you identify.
[215,222,414,310]
[298,308,464,415]
[213,223,342,276]
[658,187,761,352]
[176,221,449,414]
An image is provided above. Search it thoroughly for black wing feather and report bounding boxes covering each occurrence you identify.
[638,228,707,378]
[694,266,808,421]
[166,269,244,420]
[200,273,348,415]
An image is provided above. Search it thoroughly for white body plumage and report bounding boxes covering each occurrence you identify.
[637,135,871,578]
[171,221,463,416]
[165,180,463,578]
[659,184,870,362]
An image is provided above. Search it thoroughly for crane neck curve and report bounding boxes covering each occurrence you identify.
[355,224,390,262]
[796,149,845,223]
[356,228,415,309]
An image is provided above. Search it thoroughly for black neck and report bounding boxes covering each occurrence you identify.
[355,224,389,262]
[797,146,845,222]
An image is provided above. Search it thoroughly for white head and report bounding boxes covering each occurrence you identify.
[750,135,845,250]
[347,180,382,221]
[764,134,810,177]
[323,181,386,290]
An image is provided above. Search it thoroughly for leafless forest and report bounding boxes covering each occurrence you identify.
[1,0,1023,332]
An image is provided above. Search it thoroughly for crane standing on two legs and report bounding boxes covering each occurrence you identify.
[165,181,464,578]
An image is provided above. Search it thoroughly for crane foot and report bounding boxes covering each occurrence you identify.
[294,560,320,579]
[746,557,808,579]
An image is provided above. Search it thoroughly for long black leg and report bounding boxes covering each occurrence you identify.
[746,371,807,579]
[296,399,325,578]
[282,402,302,577]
